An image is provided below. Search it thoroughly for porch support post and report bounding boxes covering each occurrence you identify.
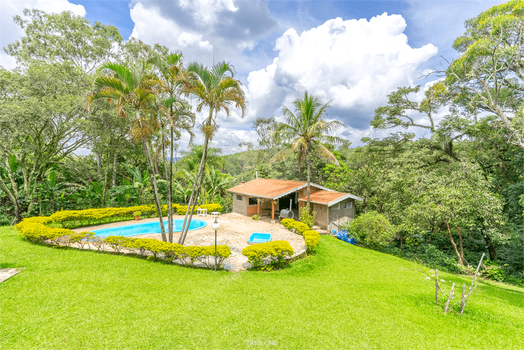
[271,200,275,220]
[257,198,260,216]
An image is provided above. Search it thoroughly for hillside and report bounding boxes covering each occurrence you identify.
[1,227,522,349]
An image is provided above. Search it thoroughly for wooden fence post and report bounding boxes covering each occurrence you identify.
[444,282,455,314]
[461,253,485,315]
[435,269,439,305]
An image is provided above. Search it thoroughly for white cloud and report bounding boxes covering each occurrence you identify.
[244,13,439,145]
[0,0,86,69]
[129,2,214,56]
[128,0,277,65]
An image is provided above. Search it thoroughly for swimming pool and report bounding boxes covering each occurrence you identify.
[247,233,272,244]
[92,219,207,237]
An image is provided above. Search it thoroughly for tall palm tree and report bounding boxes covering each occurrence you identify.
[178,62,246,245]
[87,61,168,241]
[150,53,195,242]
[270,91,344,206]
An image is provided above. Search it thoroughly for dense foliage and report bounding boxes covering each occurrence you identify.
[341,211,394,250]
[1,3,522,284]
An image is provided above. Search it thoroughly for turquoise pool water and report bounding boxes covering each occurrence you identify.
[92,219,207,237]
[248,233,272,244]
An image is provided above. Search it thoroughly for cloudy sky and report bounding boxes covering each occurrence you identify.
[0,0,503,155]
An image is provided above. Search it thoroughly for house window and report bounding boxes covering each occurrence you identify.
[344,201,353,209]
[236,194,242,201]
[248,197,258,205]
[332,203,340,210]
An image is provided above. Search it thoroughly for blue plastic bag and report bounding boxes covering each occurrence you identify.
[335,230,356,245]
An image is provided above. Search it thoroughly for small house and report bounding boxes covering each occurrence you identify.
[227,178,363,230]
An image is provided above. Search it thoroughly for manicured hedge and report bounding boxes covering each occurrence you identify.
[242,240,294,268]
[281,218,309,234]
[281,218,320,250]
[106,236,231,267]
[15,210,230,270]
[175,203,223,216]
[47,203,223,228]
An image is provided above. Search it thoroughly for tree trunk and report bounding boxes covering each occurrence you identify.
[456,225,465,264]
[483,232,496,261]
[306,150,311,206]
[446,220,465,265]
[179,133,210,245]
[101,157,109,207]
[136,110,166,241]
[162,123,174,243]
[112,153,118,188]
[451,212,465,264]
[0,178,22,223]
[96,152,102,181]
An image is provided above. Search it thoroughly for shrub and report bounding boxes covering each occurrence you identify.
[343,211,393,250]
[303,230,320,250]
[49,205,158,228]
[300,204,316,229]
[252,215,258,220]
[281,219,309,235]
[91,236,107,251]
[175,203,223,215]
[116,237,231,267]
[133,211,142,217]
[281,218,320,250]
[242,240,294,268]
[104,235,130,253]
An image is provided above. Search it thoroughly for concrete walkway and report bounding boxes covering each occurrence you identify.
[74,213,307,272]
[0,268,22,283]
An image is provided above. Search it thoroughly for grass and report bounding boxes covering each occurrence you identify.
[1,226,523,350]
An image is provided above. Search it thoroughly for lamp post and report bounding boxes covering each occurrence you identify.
[212,218,220,273]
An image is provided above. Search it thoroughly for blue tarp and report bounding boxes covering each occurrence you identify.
[334,230,356,245]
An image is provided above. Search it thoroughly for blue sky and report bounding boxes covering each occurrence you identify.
[1,0,504,154]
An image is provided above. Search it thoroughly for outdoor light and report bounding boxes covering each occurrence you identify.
[212,218,220,273]
[212,219,220,231]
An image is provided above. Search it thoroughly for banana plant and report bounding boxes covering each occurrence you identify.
[110,164,152,205]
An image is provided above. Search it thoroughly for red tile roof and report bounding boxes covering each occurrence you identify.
[299,191,350,205]
[227,179,307,199]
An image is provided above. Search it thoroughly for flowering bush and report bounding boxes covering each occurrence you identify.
[242,240,294,268]
[281,218,320,251]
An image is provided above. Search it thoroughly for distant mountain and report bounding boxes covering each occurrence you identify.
[165,157,182,163]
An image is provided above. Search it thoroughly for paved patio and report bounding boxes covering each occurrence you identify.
[74,213,307,272]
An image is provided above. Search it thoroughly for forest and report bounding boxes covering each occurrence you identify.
[1,2,523,285]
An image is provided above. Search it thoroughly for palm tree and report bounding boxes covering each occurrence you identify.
[150,53,195,242]
[205,168,231,203]
[180,145,223,172]
[178,62,246,245]
[88,61,168,241]
[270,91,344,206]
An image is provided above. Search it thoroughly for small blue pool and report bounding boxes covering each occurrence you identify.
[92,219,207,237]
[248,233,272,244]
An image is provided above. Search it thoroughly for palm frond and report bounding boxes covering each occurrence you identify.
[269,146,294,163]
[314,143,340,165]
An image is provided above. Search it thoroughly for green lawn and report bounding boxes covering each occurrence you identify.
[1,226,522,350]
